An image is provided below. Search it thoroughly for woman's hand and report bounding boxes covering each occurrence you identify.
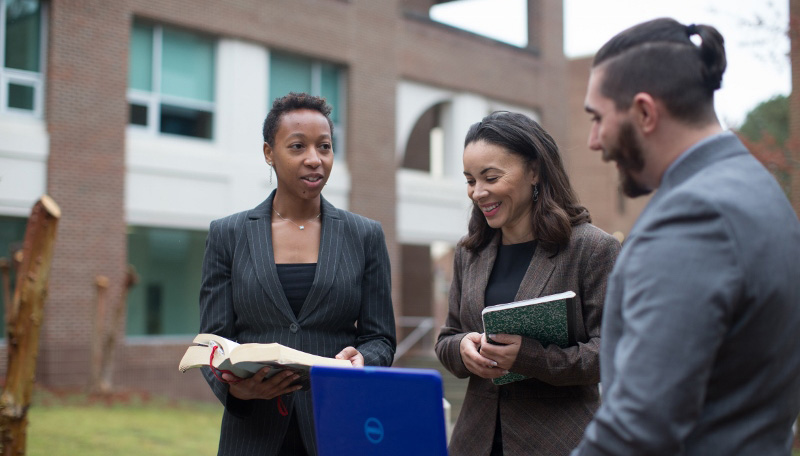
[478,333,522,372]
[460,332,508,379]
[335,346,364,367]
[223,368,301,400]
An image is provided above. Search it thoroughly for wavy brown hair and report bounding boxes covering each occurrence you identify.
[460,111,590,253]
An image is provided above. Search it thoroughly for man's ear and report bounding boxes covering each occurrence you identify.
[631,92,659,135]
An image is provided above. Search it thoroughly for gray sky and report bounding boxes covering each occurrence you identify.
[431,0,790,128]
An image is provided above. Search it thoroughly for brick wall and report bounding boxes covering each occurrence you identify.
[345,1,401,314]
[41,0,129,387]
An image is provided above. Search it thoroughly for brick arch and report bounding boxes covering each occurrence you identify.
[396,81,455,164]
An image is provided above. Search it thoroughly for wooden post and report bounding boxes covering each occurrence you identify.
[98,265,139,393]
[0,195,60,456]
[88,275,110,394]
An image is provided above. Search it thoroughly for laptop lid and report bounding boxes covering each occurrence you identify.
[310,366,448,456]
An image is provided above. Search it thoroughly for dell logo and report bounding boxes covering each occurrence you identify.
[364,417,384,444]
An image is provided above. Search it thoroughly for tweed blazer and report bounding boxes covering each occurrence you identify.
[199,191,396,456]
[436,222,620,456]
[574,132,800,455]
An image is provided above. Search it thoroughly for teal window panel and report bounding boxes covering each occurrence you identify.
[4,0,40,72]
[320,63,340,123]
[160,27,215,102]
[8,82,33,110]
[128,22,153,92]
[269,52,312,103]
[129,102,148,125]
[126,226,206,336]
[0,216,28,339]
[159,103,213,138]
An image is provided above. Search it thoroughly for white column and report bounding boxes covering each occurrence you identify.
[216,39,271,211]
[440,94,489,181]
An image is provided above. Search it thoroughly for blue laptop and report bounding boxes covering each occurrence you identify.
[310,365,448,456]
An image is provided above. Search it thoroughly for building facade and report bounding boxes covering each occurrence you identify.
[0,0,638,400]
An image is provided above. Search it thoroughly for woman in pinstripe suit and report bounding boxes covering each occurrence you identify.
[199,93,396,456]
[435,112,619,455]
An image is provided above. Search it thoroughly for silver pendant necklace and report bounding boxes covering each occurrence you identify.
[273,208,321,230]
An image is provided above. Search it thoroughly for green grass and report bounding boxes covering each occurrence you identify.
[25,390,222,456]
[20,389,800,455]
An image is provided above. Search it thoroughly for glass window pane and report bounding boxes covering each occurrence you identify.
[4,0,40,72]
[161,27,215,102]
[320,63,340,123]
[0,216,29,339]
[8,82,34,110]
[160,103,213,139]
[269,52,312,104]
[129,103,148,125]
[129,22,153,91]
[126,226,206,336]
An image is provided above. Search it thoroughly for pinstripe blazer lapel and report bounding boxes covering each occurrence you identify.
[298,196,341,322]
[245,194,296,323]
[515,242,556,301]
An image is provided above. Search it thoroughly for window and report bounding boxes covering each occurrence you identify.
[126,226,206,336]
[0,0,45,116]
[0,216,28,338]
[269,52,346,157]
[128,21,215,139]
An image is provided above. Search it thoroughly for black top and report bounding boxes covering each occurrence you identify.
[276,263,317,318]
[485,239,537,455]
[484,240,537,307]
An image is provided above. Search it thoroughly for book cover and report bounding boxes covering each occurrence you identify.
[481,290,576,385]
[178,333,352,389]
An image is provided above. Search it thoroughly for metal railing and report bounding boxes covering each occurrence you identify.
[394,316,436,361]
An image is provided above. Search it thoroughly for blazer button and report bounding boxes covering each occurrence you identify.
[499,389,510,399]
[289,323,299,333]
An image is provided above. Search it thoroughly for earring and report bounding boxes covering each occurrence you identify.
[268,163,273,186]
[533,184,539,202]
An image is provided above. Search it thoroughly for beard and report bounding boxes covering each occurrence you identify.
[607,121,651,198]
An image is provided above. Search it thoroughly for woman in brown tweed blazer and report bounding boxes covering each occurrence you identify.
[435,111,620,456]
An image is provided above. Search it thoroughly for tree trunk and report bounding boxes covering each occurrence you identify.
[0,196,60,456]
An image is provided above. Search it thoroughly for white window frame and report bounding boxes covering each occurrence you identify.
[0,0,47,118]
[127,23,216,139]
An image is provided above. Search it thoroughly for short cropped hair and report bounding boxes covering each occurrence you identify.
[262,92,334,147]
[593,18,726,124]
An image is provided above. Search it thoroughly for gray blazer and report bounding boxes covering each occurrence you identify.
[199,191,396,456]
[436,223,620,456]
[574,132,800,455]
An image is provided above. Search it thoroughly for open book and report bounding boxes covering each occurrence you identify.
[179,333,352,389]
[482,290,576,385]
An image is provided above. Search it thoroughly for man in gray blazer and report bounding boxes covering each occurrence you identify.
[574,18,800,455]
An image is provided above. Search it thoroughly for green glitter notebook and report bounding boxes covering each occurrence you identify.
[482,290,576,385]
